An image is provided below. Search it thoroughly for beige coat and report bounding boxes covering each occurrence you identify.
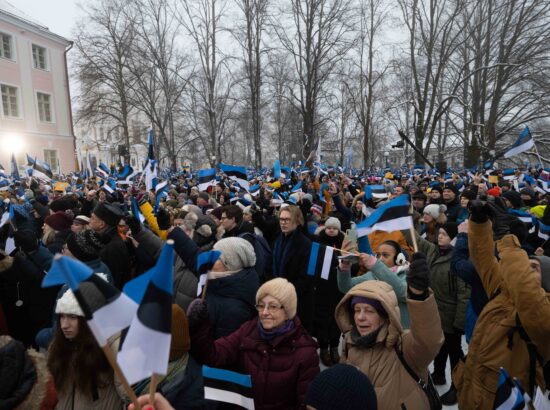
[335,281,444,410]
[455,221,550,409]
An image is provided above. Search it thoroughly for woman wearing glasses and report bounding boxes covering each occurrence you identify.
[187,277,320,409]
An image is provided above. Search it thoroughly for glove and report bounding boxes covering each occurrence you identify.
[14,230,39,253]
[156,208,171,230]
[186,298,208,331]
[468,199,491,223]
[124,215,142,235]
[407,252,431,293]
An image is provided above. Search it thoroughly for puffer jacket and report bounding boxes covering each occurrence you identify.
[417,235,470,333]
[206,267,260,339]
[335,281,444,410]
[455,221,550,408]
[191,316,319,410]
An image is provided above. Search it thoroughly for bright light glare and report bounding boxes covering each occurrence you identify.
[2,134,25,153]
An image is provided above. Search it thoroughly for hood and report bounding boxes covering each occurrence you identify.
[0,252,14,272]
[335,280,403,348]
[208,267,259,304]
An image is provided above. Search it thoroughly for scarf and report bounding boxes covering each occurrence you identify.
[350,325,383,349]
[257,319,295,342]
[272,230,297,277]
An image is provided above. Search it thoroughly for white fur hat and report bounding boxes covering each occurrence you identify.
[55,289,84,317]
[423,204,447,220]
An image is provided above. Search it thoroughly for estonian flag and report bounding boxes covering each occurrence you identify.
[249,184,261,197]
[364,184,388,200]
[196,250,221,296]
[203,366,255,410]
[28,155,53,181]
[356,195,413,237]
[504,127,535,158]
[118,241,174,384]
[219,163,249,191]
[307,242,335,280]
[291,181,302,193]
[116,164,135,184]
[198,168,217,191]
[85,151,94,179]
[273,160,282,180]
[42,256,138,347]
[538,220,550,241]
[10,153,19,181]
[154,180,169,213]
[502,169,516,181]
[143,128,158,192]
[508,209,533,226]
[493,368,526,410]
[130,196,146,224]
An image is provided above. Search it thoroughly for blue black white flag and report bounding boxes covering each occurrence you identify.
[219,163,249,191]
[493,368,527,410]
[504,127,535,158]
[356,195,413,237]
[203,366,255,410]
[307,242,335,280]
[198,168,217,191]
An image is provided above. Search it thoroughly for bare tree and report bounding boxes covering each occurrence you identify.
[73,0,136,163]
[176,0,237,166]
[233,0,269,167]
[272,0,355,157]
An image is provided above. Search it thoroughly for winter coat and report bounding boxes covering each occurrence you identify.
[313,229,344,304]
[206,267,260,339]
[417,235,470,333]
[222,221,255,246]
[161,356,205,410]
[444,198,461,222]
[0,336,57,410]
[272,229,314,331]
[335,281,444,410]
[191,316,320,410]
[46,229,72,255]
[98,226,131,289]
[455,221,550,408]
[337,261,410,328]
[27,245,54,272]
[0,252,59,347]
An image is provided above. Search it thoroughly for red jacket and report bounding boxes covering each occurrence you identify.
[191,316,320,409]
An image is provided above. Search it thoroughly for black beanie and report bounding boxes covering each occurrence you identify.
[305,364,377,410]
[66,230,105,262]
[442,222,458,240]
[92,202,123,227]
[502,190,522,209]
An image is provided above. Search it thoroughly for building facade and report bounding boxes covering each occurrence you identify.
[0,1,75,173]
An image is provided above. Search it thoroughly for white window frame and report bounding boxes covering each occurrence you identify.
[43,149,59,173]
[0,83,22,119]
[35,90,55,123]
[0,30,15,61]
[31,43,49,71]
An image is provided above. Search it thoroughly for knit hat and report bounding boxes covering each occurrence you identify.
[66,230,105,262]
[93,202,123,227]
[170,304,190,361]
[256,278,297,320]
[55,288,84,317]
[530,205,546,219]
[460,189,476,201]
[443,183,459,196]
[430,185,443,195]
[350,296,387,318]
[213,237,256,271]
[305,364,377,410]
[487,187,501,197]
[441,222,458,240]
[531,255,550,292]
[302,193,313,203]
[502,190,523,209]
[324,217,341,231]
[520,187,536,198]
[44,211,73,231]
[310,204,323,218]
[73,215,90,225]
[423,204,446,219]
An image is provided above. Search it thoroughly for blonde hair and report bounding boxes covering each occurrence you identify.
[279,205,304,226]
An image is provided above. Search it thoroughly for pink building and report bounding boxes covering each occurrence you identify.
[0,1,75,173]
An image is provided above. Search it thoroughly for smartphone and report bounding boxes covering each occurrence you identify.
[345,228,358,251]
[337,254,359,264]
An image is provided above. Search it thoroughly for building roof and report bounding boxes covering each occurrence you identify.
[0,0,71,45]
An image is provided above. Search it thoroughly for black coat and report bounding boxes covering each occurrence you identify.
[272,229,314,332]
[206,267,259,339]
[99,227,131,289]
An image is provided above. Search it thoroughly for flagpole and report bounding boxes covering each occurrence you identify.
[149,374,159,408]
[532,136,544,168]
[409,227,419,253]
[101,346,142,410]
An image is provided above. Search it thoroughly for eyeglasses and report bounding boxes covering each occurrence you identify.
[279,218,291,223]
[255,303,284,313]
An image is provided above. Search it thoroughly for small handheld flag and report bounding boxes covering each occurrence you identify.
[307,242,335,280]
[356,195,413,237]
[203,366,255,409]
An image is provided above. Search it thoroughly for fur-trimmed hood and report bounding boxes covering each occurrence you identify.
[335,280,403,348]
[0,252,14,272]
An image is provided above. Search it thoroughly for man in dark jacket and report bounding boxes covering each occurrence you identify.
[89,202,130,289]
[221,204,255,246]
[443,183,461,222]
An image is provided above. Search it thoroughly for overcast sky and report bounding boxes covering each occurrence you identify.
[12,0,84,39]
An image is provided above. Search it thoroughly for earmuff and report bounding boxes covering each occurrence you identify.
[383,240,408,266]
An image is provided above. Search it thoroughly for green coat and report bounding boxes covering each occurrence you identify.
[417,236,470,334]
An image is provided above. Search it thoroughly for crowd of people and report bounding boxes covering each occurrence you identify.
[0,165,549,409]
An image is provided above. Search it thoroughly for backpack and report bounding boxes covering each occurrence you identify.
[238,232,272,282]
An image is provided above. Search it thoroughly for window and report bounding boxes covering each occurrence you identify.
[32,44,47,69]
[43,149,58,172]
[37,92,52,122]
[0,32,12,59]
[1,85,19,117]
